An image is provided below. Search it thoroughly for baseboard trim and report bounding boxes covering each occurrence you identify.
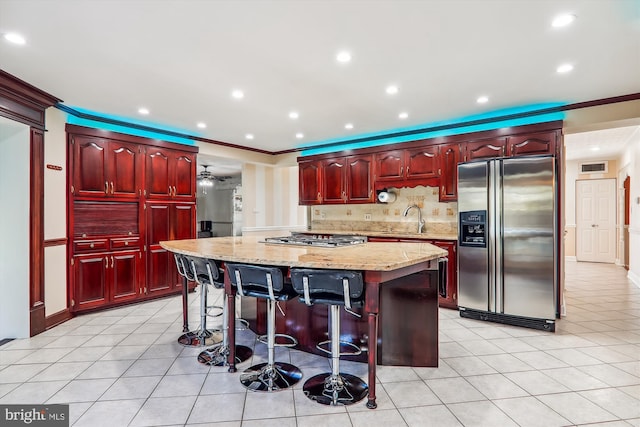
[45,308,72,329]
[565,256,577,262]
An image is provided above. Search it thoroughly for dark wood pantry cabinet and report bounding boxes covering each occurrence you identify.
[67,125,197,313]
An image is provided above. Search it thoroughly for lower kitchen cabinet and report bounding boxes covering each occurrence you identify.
[72,248,141,311]
[369,236,458,309]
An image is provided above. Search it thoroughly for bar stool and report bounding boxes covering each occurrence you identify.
[226,263,302,392]
[174,254,222,347]
[290,268,368,406]
[186,256,253,366]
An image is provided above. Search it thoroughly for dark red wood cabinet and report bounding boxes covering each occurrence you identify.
[374,150,404,181]
[317,155,374,204]
[405,146,439,179]
[67,125,197,313]
[298,160,322,204]
[508,131,556,156]
[463,138,507,161]
[439,143,460,202]
[71,135,142,199]
[322,157,347,204]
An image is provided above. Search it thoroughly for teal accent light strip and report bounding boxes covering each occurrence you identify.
[300,103,566,157]
[63,106,197,146]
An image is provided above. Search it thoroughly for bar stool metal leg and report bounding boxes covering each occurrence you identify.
[197,293,253,366]
[239,299,302,391]
[178,282,223,347]
[302,305,368,405]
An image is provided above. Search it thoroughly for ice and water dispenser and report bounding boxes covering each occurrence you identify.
[459,210,487,247]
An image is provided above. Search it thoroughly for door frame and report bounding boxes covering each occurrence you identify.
[575,178,617,263]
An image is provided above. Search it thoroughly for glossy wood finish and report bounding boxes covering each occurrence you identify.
[346,155,374,202]
[406,146,439,179]
[67,125,197,313]
[464,138,507,161]
[439,143,460,201]
[374,150,404,181]
[298,160,322,204]
[322,157,347,204]
[74,253,109,309]
[508,131,556,156]
[30,128,46,335]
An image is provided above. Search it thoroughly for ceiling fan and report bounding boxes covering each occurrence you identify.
[198,165,233,194]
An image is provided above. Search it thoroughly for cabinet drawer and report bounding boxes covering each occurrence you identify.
[74,239,109,252]
[111,237,140,249]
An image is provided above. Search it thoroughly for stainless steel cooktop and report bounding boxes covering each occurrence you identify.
[262,233,367,248]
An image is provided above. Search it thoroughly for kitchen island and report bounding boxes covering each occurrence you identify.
[160,235,446,409]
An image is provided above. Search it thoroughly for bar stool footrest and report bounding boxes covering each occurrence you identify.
[197,344,253,366]
[315,340,363,356]
[235,318,250,330]
[303,372,368,406]
[206,305,224,318]
[257,333,298,348]
[178,329,223,347]
[240,362,302,392]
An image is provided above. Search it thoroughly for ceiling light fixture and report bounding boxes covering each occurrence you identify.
[289,111,299,119]
[231,89,244,99]
[295,133,304,139]
[245,133,254,140]
[138,107,150,115]
[386,85,399,95]
[552,14,576,28]
[3,32,26,45]
[344,123,354,130]
[336,51,352,63]
[590,146,600,151]
[197,122,206,129]
[557,63,574,73]
[398,112,409,119]
[476,96,489,104]
[198,165,215,194]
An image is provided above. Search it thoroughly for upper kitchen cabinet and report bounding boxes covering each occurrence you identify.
[298,160,322,205]
[374,150,404,181]
[145,148,196,200]
[322,155,374,204]
[71,135,142,199]
[463,138,507,161]
[405,146,439,179]
[508,131,557,156]
[439,143,460,201]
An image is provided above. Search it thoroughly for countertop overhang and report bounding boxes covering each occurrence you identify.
[304,229,458,241]
[160,236,447,271]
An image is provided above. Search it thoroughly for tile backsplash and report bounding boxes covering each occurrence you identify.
[310,186,458,234]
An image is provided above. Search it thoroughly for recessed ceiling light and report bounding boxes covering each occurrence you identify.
[289,111,299,119]
[138,107,150,115]
[557,63,574,73]
[386,85,399,95]
[477,96,489,104]
[295,133,304,139]
[552,14,576,28]
[245,133,254,140]
[398,112,409,119]
[344,123,354,130]
[590,146,600,152]
[197,122,206,129]
[231,89,244,99]
[4,32,26,45]
[336,51,352,63]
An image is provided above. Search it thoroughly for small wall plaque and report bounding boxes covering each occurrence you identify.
[46,164,63,171]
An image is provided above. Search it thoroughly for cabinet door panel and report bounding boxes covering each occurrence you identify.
[432,240,458,309]
[147,248,172,293]
[406,146,439,179]
[347,155,374,202]
[465,139,506,161]
[172,204,196,240]
[440,144,459,201]
[146,149,171,198]
[375,150,404,180]
[299,161,321,205]
[75,254,108,309]
[509,131,556,156]
[146,204,170,245]
[110,141,139,198]
[73,137,108,197]
[112,250,139,302]
[173,153,196,199]
[323,158,346,203]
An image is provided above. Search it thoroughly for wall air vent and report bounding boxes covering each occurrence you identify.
[580,161,608,174]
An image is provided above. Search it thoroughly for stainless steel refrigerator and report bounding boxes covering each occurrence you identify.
[197,187,243,237]
[457,156,557,331]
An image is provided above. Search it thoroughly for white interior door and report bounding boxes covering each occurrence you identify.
[576,179,616,263]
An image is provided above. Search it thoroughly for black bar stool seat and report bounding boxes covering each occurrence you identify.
[227,263,302,392]
[291,268,368,406]
[186,256,253,366]
[174,254,222,347]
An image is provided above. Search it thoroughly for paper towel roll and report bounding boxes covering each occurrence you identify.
[377,191,396,203]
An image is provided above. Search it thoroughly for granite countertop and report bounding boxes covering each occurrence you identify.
[160,236,447,271]
[305,229,458,241]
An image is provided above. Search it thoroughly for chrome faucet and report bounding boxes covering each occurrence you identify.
[403,204,425,234]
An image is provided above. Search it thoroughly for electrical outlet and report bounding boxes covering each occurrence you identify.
[364,213,372,221]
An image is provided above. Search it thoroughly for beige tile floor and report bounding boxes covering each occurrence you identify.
[0,260,638,426]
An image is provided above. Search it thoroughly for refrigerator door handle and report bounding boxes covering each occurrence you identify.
[488,160,496,313]
[495,160,503,314]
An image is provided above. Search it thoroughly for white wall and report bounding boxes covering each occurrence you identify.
[626,129,640,287]
[0,117,31,338]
